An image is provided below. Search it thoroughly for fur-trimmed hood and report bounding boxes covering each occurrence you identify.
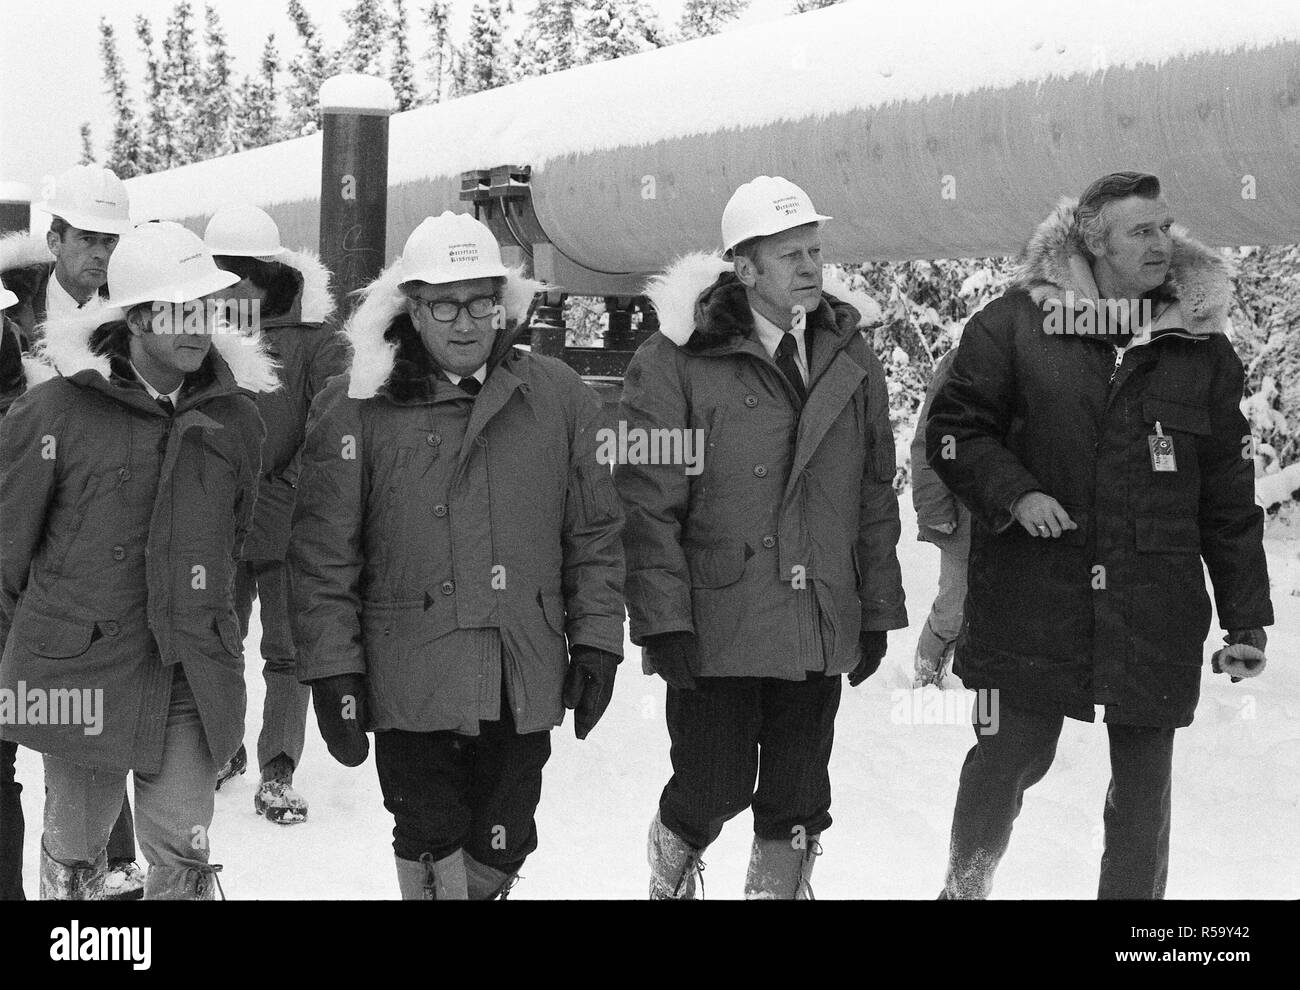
[34,305,280,394]
[269,248,336,326]
[0,232,54,276]
[343,259,544,400]
[644,251,883,349]
[1010,198,1234,337]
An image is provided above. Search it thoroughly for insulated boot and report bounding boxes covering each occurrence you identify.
[39,843,107,901]
[253,754,308,825]
[648,811,705,900]
[395,851,468,900]
[98,859,145,900]
[743,833,821,900]
[464,852,519,900]
[215,744,247,792]
[0,780,25,900]
[144,863,224,900]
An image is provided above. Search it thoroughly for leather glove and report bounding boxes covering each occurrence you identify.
[308,672,370,767]
[642,631,698,691]
[1211,628,1268,683]
[563,647,621,740]
[849,630,888,687]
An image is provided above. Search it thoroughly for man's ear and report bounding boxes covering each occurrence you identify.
[733,255,757,288]
[124,305,149,337]
[46,229,62,260]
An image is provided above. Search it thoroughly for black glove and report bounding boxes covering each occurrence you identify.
[1212,628,1268,683]
[308,673,370,767]
[849,630,888,687]
[563,647,621,740]
[642,631,698,691]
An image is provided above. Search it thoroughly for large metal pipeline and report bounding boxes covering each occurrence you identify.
[123,0,1300,294]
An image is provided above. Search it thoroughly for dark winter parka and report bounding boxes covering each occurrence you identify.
[926,200,1273,728]
[0,307,275,772]
[0,234,108,349]
[910,347,969,548]
[238,251,348,562]
[289,261,626,735]
[616,254,907,680]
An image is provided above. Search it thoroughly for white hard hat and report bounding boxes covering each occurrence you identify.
[107,222,240,309]
[203,205,286,259]
[36,165,133,236]
[721,175,832,254]
[397,212,508,287]
[0,278,16,311]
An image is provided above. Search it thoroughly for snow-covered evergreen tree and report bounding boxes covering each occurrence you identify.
[678,0,749,41]
[516,0,582,77]
[389,0,419,110]
[423,1,453,102]
[457,1,509,95]
[234,34,281,150]
[78,123,96,165]
[343,0,389,75]
[135,15,174,172]
[582,0,665,64]
[285,0,338,136]
[196,4,235,160]
[161,2,202,164]
[97,19,144,178]
[791,0,841,12]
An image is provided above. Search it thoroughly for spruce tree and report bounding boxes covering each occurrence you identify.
[235,34,281,150]
[285,0,338,136]
[343,0,389,76]
[98,18,144,178]
[162,2,202,164]
[517,0,581,78]
[582,0,665,64]
[678,0,749,41]
[423,1,453,102]
[135,15,174,172]
[457,1,508,95]
[389,0,418,110]
[197,4,235,160]
[78,124,96,165]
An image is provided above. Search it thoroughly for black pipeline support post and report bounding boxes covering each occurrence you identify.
[319,75,394,321]
[0,182,31,236]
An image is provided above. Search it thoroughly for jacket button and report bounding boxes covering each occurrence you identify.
[102,620,120,636]
[433,504,448,517]
[111,545,126,561]
[117,468,131,482]
[753,464,768,478]
[761,535,776,549]
[427,433,441,446]
[476,437,488,447]
[441,580,455,595]
[744,395,758,408]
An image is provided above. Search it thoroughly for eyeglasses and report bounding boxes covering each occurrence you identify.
[411,295,499,323]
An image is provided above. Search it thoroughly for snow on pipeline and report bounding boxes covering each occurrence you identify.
[119,0,1300,223]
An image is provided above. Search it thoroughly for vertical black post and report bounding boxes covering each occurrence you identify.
[0,181,31,235]
[319,75,393,321]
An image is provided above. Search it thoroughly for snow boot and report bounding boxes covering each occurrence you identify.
[743,833,821,900]
[98,859,145,900]
[253,754,308,825]
[39,843,107,900]
[0,779,25,900]
[648,811,705,900]
[395,851,468,900]
[464,852,519,900]
[215,743,247,792]
[144,863,224,900]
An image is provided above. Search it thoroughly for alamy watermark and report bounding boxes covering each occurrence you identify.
[890,686,1000,736]
[596,421,705,476]
[0,683,103,736]
[149,298,261,335]
[1043,293,1155,335]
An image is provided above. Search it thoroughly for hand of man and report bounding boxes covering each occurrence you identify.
[563,647,621,740]
[849,630,888,687]
[1212,628,1268,683]
[642,631,698,691]
[1011,491,1078,538]
[308,673,370,767]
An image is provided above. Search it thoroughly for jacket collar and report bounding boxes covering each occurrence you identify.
[344,258,544,401]
[259,249,337,329]
[1011,197,1234,339]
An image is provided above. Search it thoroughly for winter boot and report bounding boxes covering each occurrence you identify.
[98,859,145,900]
[39,843,107,900]
[253,754,308,825]
[0,780,25,901]
[464,852,519,900]
[144,863,224,900]
[395,851,469,900]
[744,833,821,900]
[215,744,247,792]
[648,811,705,900]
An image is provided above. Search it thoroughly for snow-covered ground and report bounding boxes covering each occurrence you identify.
[15,494,1300,899]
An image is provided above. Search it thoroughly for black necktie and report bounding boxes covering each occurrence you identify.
[456,376,482,397]
[775,332,806,404]
[156,396,175,416]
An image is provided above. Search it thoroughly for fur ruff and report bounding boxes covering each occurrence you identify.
[0,232,54,275]
[279,248,335,325]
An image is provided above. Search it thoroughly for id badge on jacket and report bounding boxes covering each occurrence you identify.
[1148,422,1177,472]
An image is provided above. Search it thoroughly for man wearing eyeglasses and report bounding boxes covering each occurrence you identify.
[289,212,626,900]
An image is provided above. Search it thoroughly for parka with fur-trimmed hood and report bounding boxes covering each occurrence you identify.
[0,233,108,349]
[925,199,1273,728]
[615,254,908,681]
[288,261,626,735]
[232,249,348,561]
[0,307,274,772]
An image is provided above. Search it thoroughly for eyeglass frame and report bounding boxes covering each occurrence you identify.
[408,294,501,324]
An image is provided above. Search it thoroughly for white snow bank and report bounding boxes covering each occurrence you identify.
[0,181,32,203]
[125,0,1300,222]
[1258,463,1300,510]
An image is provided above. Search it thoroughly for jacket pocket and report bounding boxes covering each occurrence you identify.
[575,464,620,525]
[1142,398,1211,436]
[539,591,567,637]
[685,540,748,589]
[1135,515,1201,554]
[23,613,97,659]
